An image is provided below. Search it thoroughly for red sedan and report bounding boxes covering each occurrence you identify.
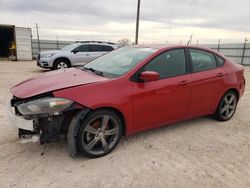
[9,45,245,158]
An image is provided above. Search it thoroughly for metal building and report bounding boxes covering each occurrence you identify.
[0,24,32,60]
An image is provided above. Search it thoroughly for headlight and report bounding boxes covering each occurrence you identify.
[41,53,55,58]
[17,97,74,116]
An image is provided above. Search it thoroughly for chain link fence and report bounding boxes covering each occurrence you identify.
[32,39,250,65]
[202,43,250,65]
[32,39,73,57]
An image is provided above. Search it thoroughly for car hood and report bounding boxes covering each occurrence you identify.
[11,68,109,99]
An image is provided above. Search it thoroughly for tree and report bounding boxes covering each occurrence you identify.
[118,38,132,47]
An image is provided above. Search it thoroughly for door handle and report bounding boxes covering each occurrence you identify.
[216,72,226,77]
[178,80,191,86]
[86,54,90,56]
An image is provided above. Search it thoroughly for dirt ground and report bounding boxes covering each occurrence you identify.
[0,61,249,188]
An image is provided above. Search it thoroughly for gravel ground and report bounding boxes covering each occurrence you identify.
[0,61,249,188]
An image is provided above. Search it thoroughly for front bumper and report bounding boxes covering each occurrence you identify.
[37,59,51,68]
[36,55,54,68]
[7,101,34,131]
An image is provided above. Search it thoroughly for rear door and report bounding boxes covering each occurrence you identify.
[15,27,32,60]
[89,45,113,61]
[187,48,226,118]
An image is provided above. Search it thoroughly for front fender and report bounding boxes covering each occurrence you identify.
[67,108,90,158]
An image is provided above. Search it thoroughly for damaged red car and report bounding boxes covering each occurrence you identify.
[9,45,245,158]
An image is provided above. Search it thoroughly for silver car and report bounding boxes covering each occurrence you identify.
[37,41,119,70]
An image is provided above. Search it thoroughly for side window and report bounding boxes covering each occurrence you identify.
[103,45,114,51]
[74,45,89,52]
[215,55,225,67]
[190,49,217,72]
[144,49,186,79]
[89,45,104,52]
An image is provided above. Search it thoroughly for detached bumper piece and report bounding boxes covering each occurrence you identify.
[16,116,65,145]
[18,129,40,143]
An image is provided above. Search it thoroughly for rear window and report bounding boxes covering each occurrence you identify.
[104,45,114,51]
[90,45,114,52]
[190,49,217,72]
[215,55,225,67]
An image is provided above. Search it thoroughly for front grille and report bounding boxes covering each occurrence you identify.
[42,62,49,66]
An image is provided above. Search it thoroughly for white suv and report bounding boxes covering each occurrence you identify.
[37,41,119,70]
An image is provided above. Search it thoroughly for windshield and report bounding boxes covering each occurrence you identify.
[61,43,79,51]
[84,47,156,78]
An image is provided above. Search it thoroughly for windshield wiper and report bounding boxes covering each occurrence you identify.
[82,67,104,76]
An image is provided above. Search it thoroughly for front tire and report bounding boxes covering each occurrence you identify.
[215,91,238,121]
[77,110,123,158]
[53,59,70,70]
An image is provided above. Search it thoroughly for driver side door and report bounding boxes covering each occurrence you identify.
[131,48,193,132]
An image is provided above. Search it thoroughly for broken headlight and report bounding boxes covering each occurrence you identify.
[17,97,74,116]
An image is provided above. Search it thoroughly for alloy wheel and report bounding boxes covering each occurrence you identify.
[57,62,68,69]
[81,115,120,156]
[220,93,237,119]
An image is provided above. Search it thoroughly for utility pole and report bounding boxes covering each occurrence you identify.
[35,23,41,53]
[135,0,141,45]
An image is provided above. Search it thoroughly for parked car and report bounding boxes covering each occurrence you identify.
[9,45,245,158]
[36,41,119,70]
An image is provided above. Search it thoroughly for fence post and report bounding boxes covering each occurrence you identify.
[217,39,220,52]
[56,36,59,50]
[240,38,247,65]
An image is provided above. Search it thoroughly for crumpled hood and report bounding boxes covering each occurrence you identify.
[11,68,109,99]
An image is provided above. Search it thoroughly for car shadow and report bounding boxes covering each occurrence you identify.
[121,116,215,143]
[15,115,218,161]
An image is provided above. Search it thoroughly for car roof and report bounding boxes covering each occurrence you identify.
[137,44,226,59]
[74,41,118,46]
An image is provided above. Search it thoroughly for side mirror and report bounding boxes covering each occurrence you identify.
[72,50,79,54]
[139,71,160,82]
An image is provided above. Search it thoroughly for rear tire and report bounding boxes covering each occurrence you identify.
[215,91,238,121]
[53,59,70,70]
[77,110,123,158]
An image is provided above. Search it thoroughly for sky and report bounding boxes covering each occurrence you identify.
[0,0,249,44]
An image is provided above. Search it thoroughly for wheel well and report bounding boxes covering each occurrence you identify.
[226,88,240,101]
[54,57,71,67]
[63,107,126,135]
[92,107,126,135]
[214,88,240,114]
